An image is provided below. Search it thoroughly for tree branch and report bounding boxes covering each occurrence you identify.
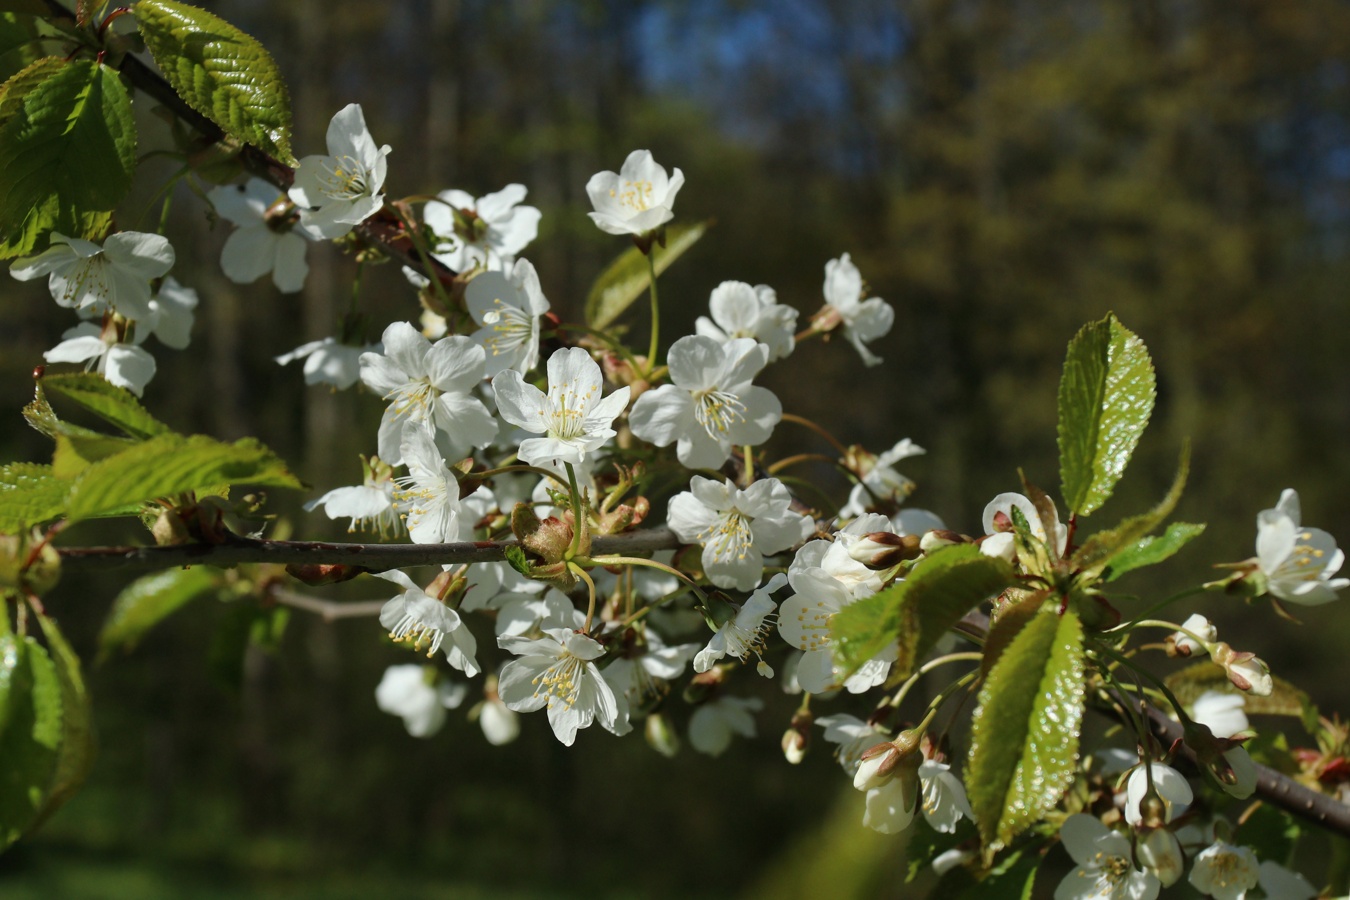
[267,586,385,622]
[56,527,682,573]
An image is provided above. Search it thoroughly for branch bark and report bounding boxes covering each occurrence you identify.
[56,527,682,572]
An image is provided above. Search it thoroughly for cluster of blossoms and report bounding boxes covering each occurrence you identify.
[24,95,1350,891]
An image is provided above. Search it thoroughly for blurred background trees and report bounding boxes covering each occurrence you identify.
[3,0,1349,896]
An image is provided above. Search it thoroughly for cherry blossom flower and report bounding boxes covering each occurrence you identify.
[585,149,684,237]
[11,231,174,321]
[1219,746,1258,799]
[1188,839,1259,900]
[492,346,630,468]
[375,664,467,738]
[1257,860,1317,900]
[1191,691,1248,739]
[838,438,925,518]
[1171,613,1216,656]
[1124,762,1193,826]
[689,695,762,756]
[1137,827,1185,888]
[817,713,887,774]
[629,335,781,470]
[305,454,402,537]
[395,427,469,544]
[43,321,155,396]
[464,258,550,376]
[693,574,788,676]
[917,759,974,834]
[360,322,497,465]
[377,569,480,677]
[602,628,698,707]
[277,336,377,390]
[694,280,797,362]
[209,178,317,292]
[781,563,895,694]
[424,184,541,272]
[475,693,520,746]
[668,477,813,591]
[981,491,1068,562]
[1055,814,1160,900]
[289,103,390,238]
[819,253,894,367]
[1256,488,1348,605]
[497,627,628,746]
[146,277,198,349]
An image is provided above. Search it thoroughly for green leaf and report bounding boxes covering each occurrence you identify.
[0,636,60,849]
[134,0,294,162]
[98,566,223,661]
[955,843,1040,899]
[966,609,1085,853]
[502,544,531,578]
[1165,661,1312,720]
[0,462,67,533]
[1057,314,1156,517]
[39,372,170,439]
[65,433,303,520]
[1103,522,1206,582]
[1073,444,1189,577]
[0,57,136,258]
[31,611,94,828]
[830,544,1014,681]
[0,50,61,125]
[584,220,708,330]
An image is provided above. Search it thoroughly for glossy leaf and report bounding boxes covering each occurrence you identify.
[39,372,170,439]
[1103,522,1206,582]
[0,58,135,257]
[134,0,294,162]
[1057,314,1156,516]
[0,462,66,533]
[0,54,62,126]
[1073,444,1189,576]
[31,611,94,827]
[830,544,1014,681]
[966,609,1084,853]
[64,433,303,520]
[98,566,223,661]
[0,636,60,849]
[584,220,708,330]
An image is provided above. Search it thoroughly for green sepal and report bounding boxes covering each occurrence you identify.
[584,221,708,330]
[965,609,1085,854]
[98,565,224,662]
[133,0,294,162]
[830,544,1014,682]
[1057,314,1156,517]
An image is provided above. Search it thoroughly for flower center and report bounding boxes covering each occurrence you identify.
[480,299,534,356]
[692,387,747,438]
[610,179,655,213]
[532,653,586,710]
[543,379,596,440]
[318,154,372,201]
[701,510,753,563]
[387,378,439,424]
[61,255,112,311]
[389,607,446,658]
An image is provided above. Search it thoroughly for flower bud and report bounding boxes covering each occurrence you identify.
[1212,642,1273,696]
[645,711,681,758]
[931,847,977,877]
[847,532,921,569]
[1168,613,1216,657]
[853,730,922,791]
[781,708,813,765]
[919,529,967,553]
[1137,826,1185,887]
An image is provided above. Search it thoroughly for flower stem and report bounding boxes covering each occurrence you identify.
[780,413,849,457]
[590,555,710,610]
[571,562,598,632]
[645,252,660,374]
[398,207,455,316]
[889,652,983,710]
[1094,642,1194,728]
[565,462,585,558]
[1110,586,1208,633]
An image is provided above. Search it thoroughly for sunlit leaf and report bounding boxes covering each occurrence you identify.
[584,220,708,330]
[134,0,294,162]
[0,462,66,533]
[1103,522,1206,582]
[966,609,1084,853]
[31,611,94,828]
[1073,444,1189,576]
[0,636,60,849]
[1057,314,1156,516]
[39,372,170,440]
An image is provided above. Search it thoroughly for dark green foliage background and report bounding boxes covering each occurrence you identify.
[3,1,1350,896]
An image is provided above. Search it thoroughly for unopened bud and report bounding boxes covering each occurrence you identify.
[1168,613,1216,657]
[1212,642,1273,696]
[854,730,922,791]
[932,847,977,877]
[920,529,965,553]
[1137,827,1185,887]
[645,711,680,758]
[847,532,921,569]
[782,709,813,765]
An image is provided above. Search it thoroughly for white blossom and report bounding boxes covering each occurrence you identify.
[11,231,174,321]
[1189,840,1259,900]
[289,103,390,238]
[817,713,886,775]
[629,335,781,470]
[493,346,630,468]
[1172,613,1216,656]
[1219,746,1258,799]
[464,258,550,376]
[1256,488,1348,605]
[375,664,466,738]
[43,322,155,396]
[497,627,628,746]
[209,178,316,292]
[424,184,541,272]
[1256,860,1317,900]
[602,628,698,706]
[277,336,376,390]
[668,477,813,592]
[863,772,920,835]
[688,695,762,756]
[693,573,788,677]
[839,438,925,518]
[305,455,402,537]
[694,281,797,362]
[820,253,894,367]
[1137,827,1185,888]
[360,322,497,465]
[377,569,480,677]
[395,427,470,544]
[1124,762,1193,826]
[981,491,1068,560]
[781,564,894,694]
[918,759,974,834]
[1055,814,1160,900]
[146,277,198,349]
[585,149,684,237]
[477,694,520,746]
[1191,690,1249,739]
